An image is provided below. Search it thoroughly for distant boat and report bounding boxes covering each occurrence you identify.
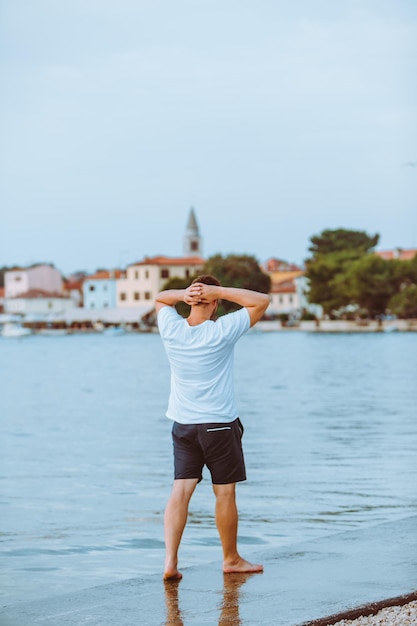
[103,326,126,335]
[384,324,399,333]
[1,322,32,338]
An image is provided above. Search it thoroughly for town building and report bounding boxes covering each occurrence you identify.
[4,289,75,317]
[263,258,322,318]
[116,255,205,307]
[183,207,203,256]
[3,264,75,317]
[63,280,84,307]
[83,270,125,309]
[263,258,303,273]
[4,264,63,299]
[375,248,417,261]
[63,272,87,308]
[268,279,300,316]
[264,258,304,317]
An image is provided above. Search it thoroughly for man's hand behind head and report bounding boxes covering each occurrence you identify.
[192,282,221,304]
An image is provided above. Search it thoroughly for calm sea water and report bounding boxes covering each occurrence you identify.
[1,330,416,606]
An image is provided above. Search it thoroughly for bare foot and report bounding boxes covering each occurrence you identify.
[223,557,263,574]
[163,567,183,581]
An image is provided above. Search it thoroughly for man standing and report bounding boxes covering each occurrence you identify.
[156,275,269,580]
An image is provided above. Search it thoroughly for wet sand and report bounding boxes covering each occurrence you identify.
[1,515,416,625]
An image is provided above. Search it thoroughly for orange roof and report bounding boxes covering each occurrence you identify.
[131,256,205,267]
[269,269,304,285]
[0,287,4,298]
[270,280,297,294]
[264,258,303,272]
[375,249,417,261]
[86,269,125,280]
[10,289,66,299]
[63,279,84,290]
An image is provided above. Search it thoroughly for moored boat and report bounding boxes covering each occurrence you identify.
[1,322,33,338]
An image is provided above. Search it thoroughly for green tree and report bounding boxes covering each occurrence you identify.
[396,253,417,285]
[305,250,360,315]
[343,255,400,318]
[388,285,417,318]
[387,254,417,318]
[308,228,379,256]
[202,254,271,315]
[305,229,379,316]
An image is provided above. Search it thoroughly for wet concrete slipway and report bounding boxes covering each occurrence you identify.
[1,516,416,626]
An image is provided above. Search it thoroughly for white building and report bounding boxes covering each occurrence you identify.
[4,264,63,299]
[265,266,304,317]
[116,255,205,307]
[264,262,322,318]
[268,280,299,316]
[4,289,75,316]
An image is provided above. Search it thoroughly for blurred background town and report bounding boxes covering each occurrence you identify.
[1,207,416,337]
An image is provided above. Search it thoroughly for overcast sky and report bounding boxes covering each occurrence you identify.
[1,0,416,275]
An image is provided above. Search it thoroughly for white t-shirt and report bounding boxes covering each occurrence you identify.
[157,306,250,424]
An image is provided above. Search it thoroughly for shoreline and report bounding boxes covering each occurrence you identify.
[2,516,416,626]
[303,592,417,625]
[2,318,417,337]
[256,318,417,333]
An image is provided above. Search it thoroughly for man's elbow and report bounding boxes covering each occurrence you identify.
[249,295,270,326]
[260,293,270,313]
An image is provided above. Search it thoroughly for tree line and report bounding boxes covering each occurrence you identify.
[3,228,416,319]
[304,229,417,319]
[164,229,417,320]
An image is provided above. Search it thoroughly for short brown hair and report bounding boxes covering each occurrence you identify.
[191,274,221,286]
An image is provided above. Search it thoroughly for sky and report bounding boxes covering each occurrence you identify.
[1,0,416,276]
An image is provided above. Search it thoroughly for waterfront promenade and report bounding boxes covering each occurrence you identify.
[1,515,416,625]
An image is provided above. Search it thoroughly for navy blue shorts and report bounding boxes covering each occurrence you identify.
[171,418,246,484]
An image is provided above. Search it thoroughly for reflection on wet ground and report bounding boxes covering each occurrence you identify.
[164,572,259,625]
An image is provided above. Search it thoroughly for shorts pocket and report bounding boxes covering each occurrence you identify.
[237,418,244,437]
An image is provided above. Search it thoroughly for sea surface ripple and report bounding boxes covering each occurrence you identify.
[1,331,416,604]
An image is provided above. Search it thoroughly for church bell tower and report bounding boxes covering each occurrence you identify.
[183,207,202,257]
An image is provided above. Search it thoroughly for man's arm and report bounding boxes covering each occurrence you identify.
[196,284,270,327]
[155,284,202,314]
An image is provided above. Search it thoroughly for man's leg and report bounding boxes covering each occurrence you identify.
[164,478,198,580]
[213,483,263,573]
